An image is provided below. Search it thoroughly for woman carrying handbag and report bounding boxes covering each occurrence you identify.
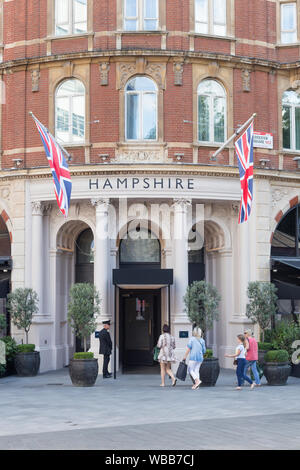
[182,327,206,390]
[157,324,177,387]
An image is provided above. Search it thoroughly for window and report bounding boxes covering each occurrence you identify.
[124,0,158,31]
[281,2,297,44]
[195,0,226,36]
[55,0,87,36]
[55,79,85,144]
[198,80,226,144]
[125,77,157,141]
[282,90,300,151]
[120,228,161,266]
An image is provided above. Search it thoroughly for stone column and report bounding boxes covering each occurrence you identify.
[31,201,45,313]
[91,198,111,373]
[172,198,192,366]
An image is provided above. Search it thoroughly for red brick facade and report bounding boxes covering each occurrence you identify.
[0,0,299,171]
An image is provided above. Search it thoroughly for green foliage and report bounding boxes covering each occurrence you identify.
[68,283,100,352]
[204,349,213,359]
[0,314,6,332]
[183,281,220,336]
[258,342,273,351]
[0,336,18,377]
[264,321,300,360]
[246,282,278,342]
[264,349,289,363]
[73,352,94,360]
[7,288,39,344]
[16,344,35,353]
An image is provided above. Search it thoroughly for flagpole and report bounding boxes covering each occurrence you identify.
[211,113,256,160]
[29,111,72,160]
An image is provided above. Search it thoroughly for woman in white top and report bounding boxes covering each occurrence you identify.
[225,334,255,390]
[157,324,177,387]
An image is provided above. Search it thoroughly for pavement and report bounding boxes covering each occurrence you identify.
[0,367,300,450]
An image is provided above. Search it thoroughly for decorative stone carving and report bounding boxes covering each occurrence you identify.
[114,149,165,163]
[31,201,45,216]
[208,61,219,77]
[99,62,110,86]
[91,198,110,210]
[63,61,74,77]
[43,204,53,216]
[242,69,251,92]
[117,60,166,90]
[172,198,192,209]
[291,80,300,93]
[173,62,184,86]
[271,188,289,207]
[31,69,40,92]
[231,202,240,215]
[0,187,10,200]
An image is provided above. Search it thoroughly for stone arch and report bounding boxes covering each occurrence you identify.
[271,194,300,243]
[0,202,13,244]
[188,215,231,252]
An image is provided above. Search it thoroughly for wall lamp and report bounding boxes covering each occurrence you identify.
[293,156,300,169]
[174,153,184,162]
[12,158,23,168]
[99,154,109,163]
[259,158,270,168]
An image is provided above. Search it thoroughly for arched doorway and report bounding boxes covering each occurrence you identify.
[188,224,205,284]
[271,204,300,322]
[118,226,162,371]
[0,214,11,337]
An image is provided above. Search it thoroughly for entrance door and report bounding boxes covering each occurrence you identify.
[120,290,161,369]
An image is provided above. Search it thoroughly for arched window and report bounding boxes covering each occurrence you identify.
[119,227,160,267]
[198,79,226,144]
[282,90,300,151]
[125,77,157,141]
[55,79,85,144]
[75,228,94,283]
[271,205,300,258]
[55,0,87,36]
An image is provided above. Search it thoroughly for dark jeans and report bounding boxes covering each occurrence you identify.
[236,358,253,386]
[103,354,110,376]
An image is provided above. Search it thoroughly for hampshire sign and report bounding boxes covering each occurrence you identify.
[89,177,195,191]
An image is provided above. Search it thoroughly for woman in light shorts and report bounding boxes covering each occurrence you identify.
[183,327,206,390]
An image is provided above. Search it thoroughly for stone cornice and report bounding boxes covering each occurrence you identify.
[1,49,300,73]
[1,163,300,184]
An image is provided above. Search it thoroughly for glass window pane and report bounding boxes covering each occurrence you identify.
[144,19,158,30]
[57,0,69,23]
[282,3,296,30]
[143,93,156,140]
[74,0,87,22]
[72,95,85,141]
[127,94,139,139]
[214,96,225,142]
[281,31,297,43]
[76,229,94,264]
[295,107,300,150]
[283,90,300,106]
[126,77,156,92]
[195,0,208,23]
[198,95,210,141]
[120,229,160,263]
[125,19,138,30]
[213,24,226,36]
[282,106,291,149]
[125,0,137,17]
[74,22,87,34]
[271,207,296,257]
[213,0,226,24]
[198,79,225,96]
[56,97,70,142]
[144,0,157,18]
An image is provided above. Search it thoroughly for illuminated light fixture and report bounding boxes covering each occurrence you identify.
[99,154,109,163]
[12,158,23,167]
[175,153,184,162]
[259,158,270,168]
[293,156,300,169]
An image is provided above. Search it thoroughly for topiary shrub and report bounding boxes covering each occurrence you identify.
[258,342,273,351]
[16,344,35,353]
[265,321,300,360]
[7,288,39,344]
[246,281,278,342]
[204,349,213,359]
[73,352,94,360]
[264,349,289,363]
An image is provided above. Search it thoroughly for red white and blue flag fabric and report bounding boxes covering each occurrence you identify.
[235,121,254,224]
[32,115,72,217]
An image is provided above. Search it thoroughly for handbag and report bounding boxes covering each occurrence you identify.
[176,360,187,381]
[153,346,160,362]
[233,359,237,366]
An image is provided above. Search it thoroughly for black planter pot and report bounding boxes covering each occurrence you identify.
[199,358,220,387]
[291,362,300,378]
[258,350,268,366]
[263,361,291,386]
[14,351,40,377]
[69,358,99,387]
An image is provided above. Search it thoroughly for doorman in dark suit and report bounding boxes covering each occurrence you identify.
[99,320,112,378]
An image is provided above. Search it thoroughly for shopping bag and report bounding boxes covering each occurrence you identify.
[176,361,187,381]
[153,346,160,362]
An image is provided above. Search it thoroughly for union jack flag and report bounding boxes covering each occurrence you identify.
[235,121,254,224]
[31,115,72,217]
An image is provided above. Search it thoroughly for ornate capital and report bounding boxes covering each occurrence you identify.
[91,198,110,211]
[242,69,251,92]
[172,198,192,210]
[31,201,45,216]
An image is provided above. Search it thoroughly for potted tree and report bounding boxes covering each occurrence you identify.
[263,349,291,385]
[67,283,100,387]
[183,280,221,386]
[7,288,40,377]
[246,281,278,365]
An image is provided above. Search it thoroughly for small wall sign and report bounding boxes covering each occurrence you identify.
[179,331,189,338]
